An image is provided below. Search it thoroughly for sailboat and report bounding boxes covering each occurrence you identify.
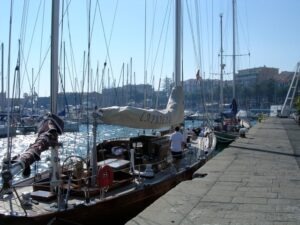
[0,1,214,225]
[213,3,251,146]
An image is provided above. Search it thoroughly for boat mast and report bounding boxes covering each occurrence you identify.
[49,0,61,199]
[143,0,147,108]
[86,0,98,187]
[1,43,3,109]
[6,0,13,166]
[232,0,236,99]
[219,14,224,112]
[174,0,182,87]
[50,0,59,114]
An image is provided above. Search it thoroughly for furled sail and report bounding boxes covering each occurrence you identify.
[97,86,184,129]
[1,113,64,181]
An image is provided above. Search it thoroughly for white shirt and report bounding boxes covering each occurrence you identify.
[169,131,183,152]
[182,129,188,143]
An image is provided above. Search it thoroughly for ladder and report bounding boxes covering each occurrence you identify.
[280,62,300,117]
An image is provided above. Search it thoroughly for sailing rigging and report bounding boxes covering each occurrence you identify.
[0,1,215,224]
[213,0,251,146]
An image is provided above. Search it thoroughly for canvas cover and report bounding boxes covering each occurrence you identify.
[97,86,184,129]
[1,113,63,179]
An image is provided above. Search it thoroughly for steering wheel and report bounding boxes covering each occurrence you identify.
[62,156,88,180]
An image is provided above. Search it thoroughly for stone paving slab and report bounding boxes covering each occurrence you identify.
[126,117,300,225]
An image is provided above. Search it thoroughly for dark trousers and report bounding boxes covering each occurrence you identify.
[171,151,183,159]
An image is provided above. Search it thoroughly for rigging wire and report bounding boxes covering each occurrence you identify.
[37,0,46,103]
[95,0,119,94]
[95,0,119,100]
[64,0,79,94]
[236,0,251,69]
[144,0,159,108]
[185,1,199,70]
[19,0,29,93]
[18,0,55,102]
[18,0,74,103]
[204,0,211,81]
[20,0,29,51]
[145,0,158,74]
[149,0,171,93]
[210,0,214,79]
[195,0,210,120]
[186,0,207,114]
[142,0,172,108]
[82,0,98,97]
[210,0,215,105]
[195,0,203,73]
[21,0,43,95]
[64,49,75,92]
[57,1,70,118]
[156,0,172,109]
[59,0,65,95]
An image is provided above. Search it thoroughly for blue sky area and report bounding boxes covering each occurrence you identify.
[0,0,299,97]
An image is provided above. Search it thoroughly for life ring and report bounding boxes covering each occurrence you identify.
[97,165,114,188]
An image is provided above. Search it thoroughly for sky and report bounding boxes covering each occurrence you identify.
[0,0,299,97]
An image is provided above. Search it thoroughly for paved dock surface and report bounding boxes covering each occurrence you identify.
[126,117,300,225]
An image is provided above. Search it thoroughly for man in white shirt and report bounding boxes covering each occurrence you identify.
[169,126,184,159]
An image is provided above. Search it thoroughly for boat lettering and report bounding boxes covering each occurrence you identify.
[140,112,171,124]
